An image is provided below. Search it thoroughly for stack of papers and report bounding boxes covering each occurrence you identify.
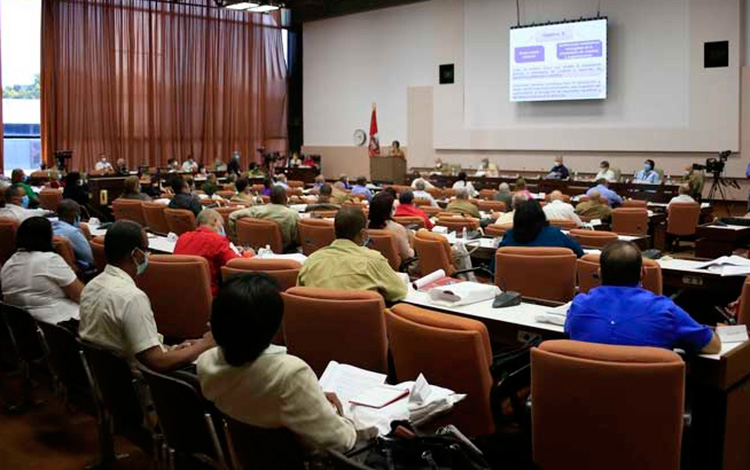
[694,255,750,277]
[535,302,571,326]
[427,281,500,307]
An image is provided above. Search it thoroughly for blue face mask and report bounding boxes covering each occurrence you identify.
[218,226,226,237]
[133,249,149,276]
[21,195,30,208]
[644,164,652,172]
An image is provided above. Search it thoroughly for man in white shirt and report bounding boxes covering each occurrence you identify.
[181,156,199,173]
[543,190,583,227]
[495,193,528,226]
[94,154,113,173]
[668,183,696,207]
[411,172,435,190]
[79,220,214,372]
[0,185,49,223]
[412,180,438,206]
[595,161,617,182]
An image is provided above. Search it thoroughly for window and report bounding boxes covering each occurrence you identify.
[1,0,41,176]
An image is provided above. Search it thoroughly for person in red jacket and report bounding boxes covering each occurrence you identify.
[174,209,243,296]
[394,189,433,230]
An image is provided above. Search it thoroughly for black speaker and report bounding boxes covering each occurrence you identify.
[704,41,729,68]
[439,64,455,84]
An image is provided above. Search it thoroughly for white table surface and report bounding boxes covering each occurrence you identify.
[147,234,176,254]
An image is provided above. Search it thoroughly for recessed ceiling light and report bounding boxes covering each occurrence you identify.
[248,5,280,12]
[226,2,260,10]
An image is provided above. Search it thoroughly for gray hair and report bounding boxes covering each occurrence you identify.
[511,193,528,210]
[498,182,510,193]
[456,187,470,200]
[416,181,426,191]
[196,208,222,227]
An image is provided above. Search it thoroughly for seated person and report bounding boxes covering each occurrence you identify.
[168,175,203,216]
[495,193,528,226]
[668,183,696,207]
[79,220,214,371]
[202,173,221,197]
[388,140,405,158]
[412,181,437,207]
[410,172,434,190]
[595,160,617,182]
[575,190,613,220]
[167,158,181,172]
[394,189,433,229]
[11,169,40,207]
[369,191,414,260]
[585,178,623,206]
[547,156,570,180]
[174,209,241,296]
[446,188,480,218]
[350,176,373,202]
[258,178,273,196]
[0,185,49,223]
[306,184,341,212]
[274,174,289,189]
[119,175,152,201]
[298,207,407,303]
[566,241,721,354]
[684,165,705,201]
[198,274,356,453]
[94,155,114,173]
[499,199,584,257]
[1,217,84,326]
[247,162,265,178]
[634,159,661,184]
[513,178,533,200]
[312,174,326,193]
[451,172,478,198]
[62,172,90,206]
[493,183,512,211]
[543,191,582,227]
[289,152,303,166]
[229,186,300,251]
[52,199,95,272]
[331,182,351,205]
[339,174,351,190]
[182,156,199,173]
[213,157,227,173]
[116,158,129,175]
[231,178,257,206]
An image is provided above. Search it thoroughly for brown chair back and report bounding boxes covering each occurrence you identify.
[89,236,106,273]
[215,206,241,228]
[477,200,506,213]
[385,304,494,437]
[436,216,479,232]
[221,258,301,292]
[287,180,305,188]
[612,208,649,236]
[414,229,454,276]
[136,255,212,339]
[0,218,17,266]
[236,218,284,253]
[485,223,512,238]
[215,190,235,200]
[112,199,146,226]
[39,189,63,211]
[531,340,685,470]
[52,236,78,271]
[143,202,171,234]
[164,208,196,235]
[426,187,443,199]
[667,202,700,237]
[567,229,618,248]
[622,199,648,208]
[297,218,335,256]
[495,247,577,302]
[421,206,441,217]
[282,287,388,376]
[413,197,433,207]
[478,189,497,200]
[393,216,426,229]
[548,219,578,229]
[576,253,662,295]
[367,229,402,270]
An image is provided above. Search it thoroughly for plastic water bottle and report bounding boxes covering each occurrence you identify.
[462,227,467,239]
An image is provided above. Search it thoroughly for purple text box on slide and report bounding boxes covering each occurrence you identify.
[557,40,603,60]
[515,46,545,63]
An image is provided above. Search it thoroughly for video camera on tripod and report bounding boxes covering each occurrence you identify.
[693,150,731,175]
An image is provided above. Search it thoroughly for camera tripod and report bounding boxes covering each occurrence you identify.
[706,171,739,215]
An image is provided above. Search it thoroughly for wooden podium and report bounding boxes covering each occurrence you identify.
[370,155,407,184]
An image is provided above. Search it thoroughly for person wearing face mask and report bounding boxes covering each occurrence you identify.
[174,209,243,296]
[0,185,49,223]
[11,169,40,207]
[51,199,94,272]
[297,207,407,303]
[227,151,242,176]
[595,161,617,183]
[634,159,661,184]
[79,220,215,372]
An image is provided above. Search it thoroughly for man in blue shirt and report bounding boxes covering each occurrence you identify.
[634,159,661,184]
[566,241,721,354]
[350,176,373,202]
[548,156,570,180]
[585,179,623,207]
[51,199,94,271]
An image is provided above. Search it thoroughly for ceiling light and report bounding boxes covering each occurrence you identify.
[248,4,280,12]
[226,2,260,10]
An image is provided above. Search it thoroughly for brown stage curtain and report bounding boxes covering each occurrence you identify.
[41,0,287,172]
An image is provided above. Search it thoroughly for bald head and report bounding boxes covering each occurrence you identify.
[549,190,564,202]
[196,208,222,228]
[333,181,346,190]
[600,241,643,287]
[498,183,510,193]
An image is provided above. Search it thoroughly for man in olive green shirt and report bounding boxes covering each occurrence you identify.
[297,207,407,303]
[229,186,300,250]
[575,190,613,220]
[446,188,480,218]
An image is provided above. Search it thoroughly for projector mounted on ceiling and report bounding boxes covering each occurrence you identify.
[214,0,282,12]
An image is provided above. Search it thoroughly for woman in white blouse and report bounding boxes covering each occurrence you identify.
[452,171,478,198]
[1,217,83,326]
[368,191,414,261]
[197,274,357,453]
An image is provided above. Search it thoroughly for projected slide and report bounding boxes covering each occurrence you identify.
[509,19,607,102]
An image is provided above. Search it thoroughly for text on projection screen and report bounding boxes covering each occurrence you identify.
[509,19,607,102]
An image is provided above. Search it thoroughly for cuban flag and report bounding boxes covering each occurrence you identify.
[368,104,380,157]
